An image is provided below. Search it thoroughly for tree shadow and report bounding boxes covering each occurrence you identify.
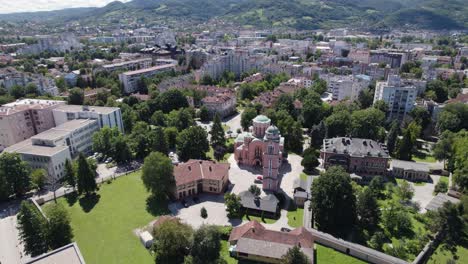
[78,193,100,213]
[65,192,78,206]
[146,195,170,216]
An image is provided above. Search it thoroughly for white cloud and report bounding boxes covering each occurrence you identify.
[0,0,131,14]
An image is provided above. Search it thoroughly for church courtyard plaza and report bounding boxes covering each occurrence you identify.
[168,153,304,229]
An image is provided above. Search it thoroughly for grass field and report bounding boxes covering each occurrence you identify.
[316,244,366,264]
[412,150,437,163]
[427,244,468,264]
[43,172,168,264]
[287,207,304,228]
[300,172,309,181]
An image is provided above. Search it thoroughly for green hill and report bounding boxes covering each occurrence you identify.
[0,0,466,30]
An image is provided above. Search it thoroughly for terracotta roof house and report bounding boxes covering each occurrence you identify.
[174,159,230,200]
[228,221,314,263]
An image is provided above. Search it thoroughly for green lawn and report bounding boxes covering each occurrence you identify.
[43,172,168,264]
[439,176,449,185]
[206,147,232,161]
[287,208,304,228]
[412,150,437,163]
[427,244,468,264]
[300,172,309,181]
[316,244,366,264]
[242,214,277,224]
[220,240,262,264]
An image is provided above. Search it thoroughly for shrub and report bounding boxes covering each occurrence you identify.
[434,180,448,194]
[200,207,208,219]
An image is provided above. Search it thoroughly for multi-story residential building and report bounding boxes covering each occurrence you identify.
[374,75,417,120]
[99,58,153,73]
[228,221,314,263]
[119,63,177,93]
[52,105,124,133]
[321,137,390,177]
[201,91,237,118]
[0,99,66,151]
[174,159,230,200]
[325,74,370,101]
[0,67,59,95]
[234,115,284,192]
[370,50,408,68]
[18,33,82,55]
[4,119,99,182]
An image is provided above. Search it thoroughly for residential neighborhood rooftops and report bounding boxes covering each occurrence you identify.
[322,137,389,158]
[24,242,85,264]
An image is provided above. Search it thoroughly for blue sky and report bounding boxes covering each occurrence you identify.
[0,0,131,14]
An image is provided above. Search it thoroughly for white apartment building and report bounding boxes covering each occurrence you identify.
[324,74,370,101]
[374,75,417,120]
[4,119,99,182]
[52,105,124,133]
[119,63,176,93]
[100,58,153,73]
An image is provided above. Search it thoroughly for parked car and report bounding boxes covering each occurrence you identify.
[254,175,263,183]
[281,227,291,232]
[182,199,189,208]
[193,197,200,203]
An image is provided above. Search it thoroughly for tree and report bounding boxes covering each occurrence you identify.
[191,225,221,263]
[151,110,167,127]
[241,107,257,131]
[275,94,295,117]
[386,121,400,156]
[68,87,84,105]
[350,108,385,140]
[165,127,179,150]
[373,100,388,114]
[312,79,328,95]
[428,202,465,252]
[325,110,351,138]
[10,85,25,99]
[200,207,208,219]
[112,135,132,163]
[213,145,227,161]
[369,176,385,198]
[427,80,448,103]
[150,126,169,155]
[31,169,47,190]
[199,106,210,122]
[409,107,431,131]
[311,166,356,237]
[177,126,209,161]
[0,169,10,201]
[301,148,319,174]
[397,180,414,202]
[248,185,261,197]
[77,153,97,195]
[357,187,380,231]
[17,201,48,257]
[142,152,175,200]
[357,88,375,109]
[129,122,152,159]
[210,113,225,148]
[434,180,448,194]
[153,220,193,264]
[280,245,310,264]
[0,152,30,196]
[302,92,326,128]
[46,203,73,250]
[368,231,386,250]
[63,159,76,189]
[156,89,189,113]
[224,193,242,218]
[433,131,454,170]
[395,128,413,161]
[381,201,412,236]
[92,127,119,157]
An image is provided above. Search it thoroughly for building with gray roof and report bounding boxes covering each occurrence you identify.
[391,159,430,182]
[239,191,279,217]
[321,137,390,177]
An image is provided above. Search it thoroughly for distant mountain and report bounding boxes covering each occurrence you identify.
[0,0,466,31]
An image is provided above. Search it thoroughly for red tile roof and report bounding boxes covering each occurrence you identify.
[174,159,230,186]
[229,221,314,248]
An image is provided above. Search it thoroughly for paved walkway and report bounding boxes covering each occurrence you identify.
[411,175,441,213]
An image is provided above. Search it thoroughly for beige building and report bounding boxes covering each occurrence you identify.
[391,159,430,182]
[174,160,230,200]
[5,119,99,182]
[0,99,65,151]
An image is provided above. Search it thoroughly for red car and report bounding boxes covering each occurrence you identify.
[256,175,263,180]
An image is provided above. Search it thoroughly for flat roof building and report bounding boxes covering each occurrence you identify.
[119,63,177,94]
[52,105,124,133]
[25,242,85,264]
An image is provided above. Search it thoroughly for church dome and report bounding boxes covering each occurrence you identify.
[253,115,271,123]
[265,125,280,137]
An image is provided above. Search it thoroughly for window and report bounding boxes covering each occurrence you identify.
[268,145,274,155]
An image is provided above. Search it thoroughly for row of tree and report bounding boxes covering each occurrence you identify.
[17,201,73,257]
